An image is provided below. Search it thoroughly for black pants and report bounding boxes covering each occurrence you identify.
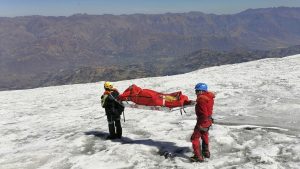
[107,114,122,138]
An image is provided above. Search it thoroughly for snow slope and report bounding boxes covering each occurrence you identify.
[0,55,300,169]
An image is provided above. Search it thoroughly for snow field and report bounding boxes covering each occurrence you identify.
[0,55,300,169]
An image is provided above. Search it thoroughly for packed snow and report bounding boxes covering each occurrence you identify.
[0,55,300,169]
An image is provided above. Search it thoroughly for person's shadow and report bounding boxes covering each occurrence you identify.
[84,130,191,159]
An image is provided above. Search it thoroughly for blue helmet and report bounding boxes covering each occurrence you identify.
[195,83,208,91]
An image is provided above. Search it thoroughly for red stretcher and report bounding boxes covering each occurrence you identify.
[118,84,195,113]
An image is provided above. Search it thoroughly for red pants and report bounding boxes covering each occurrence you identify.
[191,127,209,157]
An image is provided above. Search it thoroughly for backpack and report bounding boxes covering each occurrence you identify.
[115,101,125,115]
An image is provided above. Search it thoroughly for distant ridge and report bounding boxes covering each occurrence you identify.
[2,45,300,91]
[1,7,300,90]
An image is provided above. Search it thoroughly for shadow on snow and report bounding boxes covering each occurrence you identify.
[84,130,191,159]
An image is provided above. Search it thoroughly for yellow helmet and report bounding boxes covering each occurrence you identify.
[104,81,113,90]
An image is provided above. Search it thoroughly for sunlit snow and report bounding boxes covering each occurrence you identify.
[0,55,299,169]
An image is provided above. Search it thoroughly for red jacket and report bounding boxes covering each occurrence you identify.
[195,91,215,128]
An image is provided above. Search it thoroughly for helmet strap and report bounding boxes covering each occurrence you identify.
[104,87,111,91]
[195,90,205,95]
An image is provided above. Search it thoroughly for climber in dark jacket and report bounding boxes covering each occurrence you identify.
[101,81,124,139]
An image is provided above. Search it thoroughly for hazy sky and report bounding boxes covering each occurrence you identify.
[1,0,300,17]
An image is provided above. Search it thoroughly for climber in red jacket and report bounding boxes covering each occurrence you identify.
[190,83,215,162]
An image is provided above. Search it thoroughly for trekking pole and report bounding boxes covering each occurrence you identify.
[123,111,125,122]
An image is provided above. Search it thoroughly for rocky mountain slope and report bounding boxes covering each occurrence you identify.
[1,7,300,90]
[5,45,298,90]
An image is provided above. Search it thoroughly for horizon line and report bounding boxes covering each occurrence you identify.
[0,6,297,18]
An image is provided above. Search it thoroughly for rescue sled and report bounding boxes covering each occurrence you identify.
[119,84,196,113]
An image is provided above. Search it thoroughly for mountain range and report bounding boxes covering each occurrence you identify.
[1,7,300,90]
